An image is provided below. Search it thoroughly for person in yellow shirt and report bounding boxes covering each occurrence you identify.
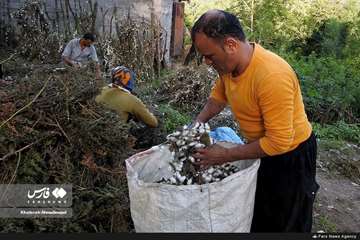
[95,66,158,128]
[189,10,319,232]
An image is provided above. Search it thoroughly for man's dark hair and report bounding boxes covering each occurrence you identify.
[185,10,246,65]
[82,33,96,42]
[191,10,246,42]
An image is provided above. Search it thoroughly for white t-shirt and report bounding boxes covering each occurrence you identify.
[61,38,99,64]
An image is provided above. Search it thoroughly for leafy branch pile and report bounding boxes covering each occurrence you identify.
[0,67,136,232]
[98,15,166,83]
[157,65,218,112]
[12,1,64,64]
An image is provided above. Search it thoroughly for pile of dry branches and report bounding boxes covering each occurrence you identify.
[12,1,64,64]
[157,65,218,112]
[0,67,136,232]
[99,15,166,82]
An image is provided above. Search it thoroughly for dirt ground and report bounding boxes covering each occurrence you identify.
[313,170,360,232]
[313,143,360,232]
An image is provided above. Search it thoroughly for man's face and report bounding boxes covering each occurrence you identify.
[194,32,234,75]
[81,39,93,47]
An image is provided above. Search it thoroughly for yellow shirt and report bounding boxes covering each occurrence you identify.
[95,86,158,128]
[210,43,312,156]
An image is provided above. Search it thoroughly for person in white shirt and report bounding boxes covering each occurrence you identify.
[62,33,101,81]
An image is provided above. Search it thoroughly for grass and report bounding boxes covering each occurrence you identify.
[316,215,338,232]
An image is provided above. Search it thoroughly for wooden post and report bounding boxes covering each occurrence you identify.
[170,1,184,57]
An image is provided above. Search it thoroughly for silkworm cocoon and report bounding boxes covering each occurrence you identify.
[186,178,193,185]
[205,123,210,130]
[199,128,205,134]
[175,164,182,171]
[188,156,195,163]
[180,146,188,152]
[173,131,181,136]
[176,172,185,181]
[169,136,177,142]
[178,175,186,183]
[182,130,189,136]
[204,176,212,183]
[207,167,214,174]
[183,125,188,130]
[195,143,205,148]
[188,141,197,147]
[170,177,177,184]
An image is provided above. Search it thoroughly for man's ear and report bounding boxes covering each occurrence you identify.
[223,37,238,54]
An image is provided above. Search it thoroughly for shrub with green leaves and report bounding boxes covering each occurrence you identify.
[283,54,360,123]
[158,104,192,133]
[312,121,360,143]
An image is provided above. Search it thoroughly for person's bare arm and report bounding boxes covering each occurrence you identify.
[193,140,267,167]
[63,56,77,67]
[195,97,227,123]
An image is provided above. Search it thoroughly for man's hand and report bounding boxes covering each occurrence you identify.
[192,144,232,168]
[72,61,82,69]
[193,140,268,168]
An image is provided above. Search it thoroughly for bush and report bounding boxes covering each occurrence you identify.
[312,121,360,143]
[158,104,191,133]
[283,53,360,123]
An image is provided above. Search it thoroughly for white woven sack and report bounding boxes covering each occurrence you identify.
[126,142,260,232]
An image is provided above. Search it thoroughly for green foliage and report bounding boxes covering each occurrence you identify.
[184,0,233,29]
[158,104,191,133]
[293,19,349,58]
[185,0,360,52]
[185,0,360,124]
[283,54,360,123]
[312,121,360,143]
[228,0,288,47]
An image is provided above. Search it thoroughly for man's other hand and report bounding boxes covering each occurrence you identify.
[192,144,232,168]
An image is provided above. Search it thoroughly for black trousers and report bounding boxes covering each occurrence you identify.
[251,133,319,232]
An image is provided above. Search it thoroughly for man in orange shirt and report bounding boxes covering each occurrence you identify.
[189,10,319,232]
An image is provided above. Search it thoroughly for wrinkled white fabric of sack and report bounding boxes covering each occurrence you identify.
[126,142,260,232]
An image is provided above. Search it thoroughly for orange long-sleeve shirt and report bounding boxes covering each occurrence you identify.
[210,43,312,156]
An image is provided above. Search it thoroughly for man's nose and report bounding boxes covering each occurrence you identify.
[204,57,212,65]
